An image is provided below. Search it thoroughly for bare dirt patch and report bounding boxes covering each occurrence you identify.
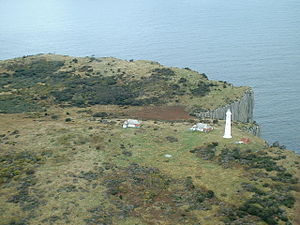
[128,106,194,121]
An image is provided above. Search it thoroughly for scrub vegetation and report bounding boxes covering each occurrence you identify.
[0,55,299,225]
[0,54,248,114]
[0,107,299,225]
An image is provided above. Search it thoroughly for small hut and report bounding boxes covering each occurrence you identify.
[190,123,213,132]
[123,119,142,128]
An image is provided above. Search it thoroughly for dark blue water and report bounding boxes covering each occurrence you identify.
[1,0,300,152]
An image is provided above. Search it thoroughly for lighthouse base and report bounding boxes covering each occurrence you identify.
[223,135,232,139]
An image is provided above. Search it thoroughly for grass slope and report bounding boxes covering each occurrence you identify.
[0,54,248,114]
[0,106,299,225]
[0,55,299,225]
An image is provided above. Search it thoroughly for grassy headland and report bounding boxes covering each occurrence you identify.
[0,55,299,225]
[0,54,248,114]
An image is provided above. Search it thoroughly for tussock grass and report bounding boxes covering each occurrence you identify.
[0,105,299,225]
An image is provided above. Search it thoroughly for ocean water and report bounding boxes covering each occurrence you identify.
[0,0,299,152]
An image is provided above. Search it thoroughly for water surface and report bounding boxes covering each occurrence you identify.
[0,0,299,152]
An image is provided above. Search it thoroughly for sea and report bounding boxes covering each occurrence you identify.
[0,0,299,152]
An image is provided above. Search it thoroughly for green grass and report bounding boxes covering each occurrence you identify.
[0,54,248,113]
[0,54,299,224]
[0,109,299,224]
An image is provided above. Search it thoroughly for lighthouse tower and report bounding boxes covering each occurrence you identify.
[223,109,232,139]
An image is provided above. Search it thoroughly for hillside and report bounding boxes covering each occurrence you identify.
[0,54,248,115]
[0,55,299,225]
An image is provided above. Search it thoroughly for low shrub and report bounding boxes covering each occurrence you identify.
[65,118,72,122]
[92,112,109,118]
[190,143,217,160]
[190,81,210,96]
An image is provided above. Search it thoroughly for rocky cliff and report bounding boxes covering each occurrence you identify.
[192,89,254,122]
[245,124,261,137]
[192,89,261,136]
[238,122,261,137]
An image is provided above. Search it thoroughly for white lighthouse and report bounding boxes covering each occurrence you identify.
[223,109,232,139]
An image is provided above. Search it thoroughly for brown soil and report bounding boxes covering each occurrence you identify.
[128,106,195,121]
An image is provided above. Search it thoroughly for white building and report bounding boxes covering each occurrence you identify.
[123,119,142,128]
[190,123,213,132]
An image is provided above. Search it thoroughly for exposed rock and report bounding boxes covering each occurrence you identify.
[243,123,261,136]
[191,89,262,136]
[192,89,254,123]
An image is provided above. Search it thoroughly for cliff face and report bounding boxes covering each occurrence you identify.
[192,89,261,136]
[245,124,261,137]
[193,89,254,122]
[238,122,261,137]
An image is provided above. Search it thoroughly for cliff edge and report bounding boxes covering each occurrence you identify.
[192,89,254,123]
[191,89,261,136]
[0,54,299,225]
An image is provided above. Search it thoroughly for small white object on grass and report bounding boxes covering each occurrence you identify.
[164,154,172,158]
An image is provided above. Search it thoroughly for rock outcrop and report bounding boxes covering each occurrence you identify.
[192,89,254,123]
[245,124,261,137]
[192,89,261,136]
[239,123,261,137]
